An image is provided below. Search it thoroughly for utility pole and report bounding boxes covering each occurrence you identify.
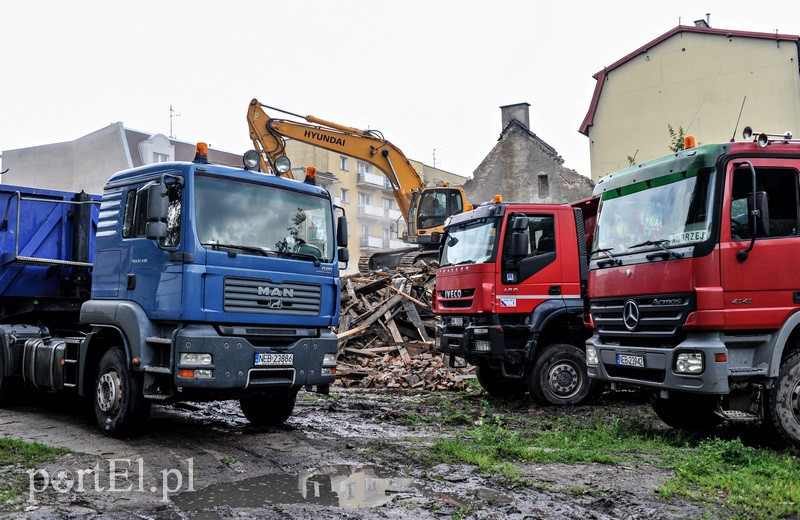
[169,105,181,138]
[432,149,439,168]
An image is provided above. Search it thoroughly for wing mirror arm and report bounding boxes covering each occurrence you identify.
[733,161,768,262]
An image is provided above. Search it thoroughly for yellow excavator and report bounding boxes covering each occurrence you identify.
[245,98,468,271]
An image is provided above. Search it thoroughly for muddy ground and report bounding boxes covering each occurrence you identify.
[0,386,746,519]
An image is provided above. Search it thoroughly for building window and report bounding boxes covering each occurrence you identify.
[357,161,372,175]
[154,152,170,163]
[361,224,370,237]
[538,174,549,199]
[340,188,350,204]
[382,197,393,210]
[358,192,372,206]
[340,156,349,171]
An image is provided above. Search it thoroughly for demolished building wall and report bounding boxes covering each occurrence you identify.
[464,103,594,205]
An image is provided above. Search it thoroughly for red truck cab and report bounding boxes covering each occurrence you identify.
[586,132,800,444]
[434,198,597,405]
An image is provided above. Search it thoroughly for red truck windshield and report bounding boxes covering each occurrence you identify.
[440,219,500,267]
[592,168,716,257]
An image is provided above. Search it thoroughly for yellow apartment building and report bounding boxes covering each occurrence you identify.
[283,140,468,274]
[580,22,800,181]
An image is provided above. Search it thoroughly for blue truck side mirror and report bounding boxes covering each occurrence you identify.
[337,216,348,248]
[145,183,168,240]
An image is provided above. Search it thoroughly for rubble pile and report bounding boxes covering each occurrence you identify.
[335,265,474,391]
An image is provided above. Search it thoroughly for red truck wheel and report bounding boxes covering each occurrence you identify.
[240,389,298,426]
[475,361,525,399]
[93,347,151,438]
[769,351,800,445]
[527,344,595,406]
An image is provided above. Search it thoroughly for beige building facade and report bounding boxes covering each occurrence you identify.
[283,139,467,274]
[580,24,800,181]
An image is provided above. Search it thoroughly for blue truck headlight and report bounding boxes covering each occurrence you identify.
[585,345,599,367]
[322,353,337,366]
[180,353,212,365]
[194,369,213,379]
[675,352,703,374]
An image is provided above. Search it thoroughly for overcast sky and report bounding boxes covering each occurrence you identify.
[2,1,799,180]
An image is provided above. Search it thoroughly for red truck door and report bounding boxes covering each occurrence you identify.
[720,159,800,329]
[496,209,563,314]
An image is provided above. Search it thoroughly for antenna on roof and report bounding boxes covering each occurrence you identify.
[730,96,747,142]
[433,148,439,168]
[169,105,181,138]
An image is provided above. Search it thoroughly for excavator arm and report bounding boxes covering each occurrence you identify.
[247,98,426,219]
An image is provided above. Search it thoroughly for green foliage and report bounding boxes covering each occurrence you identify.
[0,437,69,506]
[668,124,686,153]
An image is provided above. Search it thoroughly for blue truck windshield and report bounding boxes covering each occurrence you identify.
[592,168,716,257]
[195,176,334,262]
[440,219,499,267]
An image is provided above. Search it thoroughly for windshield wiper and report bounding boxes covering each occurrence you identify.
[263,248,322,265]
[202,242,269,256]
[629,240,683,260]
[590,247,621,267]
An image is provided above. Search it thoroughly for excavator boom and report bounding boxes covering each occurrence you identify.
[246,98,468,269]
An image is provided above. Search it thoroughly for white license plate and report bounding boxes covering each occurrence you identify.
[450,317,464,327]
[616,354,645,368]
[255,353,294,366]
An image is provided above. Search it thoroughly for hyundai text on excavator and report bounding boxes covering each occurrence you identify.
[433,195,599,405]
[585,128,800,445]
[245,99,467,271]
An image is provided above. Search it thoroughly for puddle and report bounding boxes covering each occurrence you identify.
[172,465,433,515]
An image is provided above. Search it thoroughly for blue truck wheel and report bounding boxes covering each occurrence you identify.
[0,348,19,406]
[93,347,151,438]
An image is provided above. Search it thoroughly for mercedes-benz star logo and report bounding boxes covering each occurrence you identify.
[623,300,640,331]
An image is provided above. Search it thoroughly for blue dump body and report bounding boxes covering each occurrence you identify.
[0,185,99,299]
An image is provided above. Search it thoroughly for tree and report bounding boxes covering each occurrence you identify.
[668,124,686,153]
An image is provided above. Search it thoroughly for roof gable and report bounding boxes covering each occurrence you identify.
[579,25,800,136]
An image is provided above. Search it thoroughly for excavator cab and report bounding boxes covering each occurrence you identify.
[408,187,466,244]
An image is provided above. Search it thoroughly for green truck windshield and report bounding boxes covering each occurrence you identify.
[440,219,499,267]
[592,168,716,257]
[195,176,334,262]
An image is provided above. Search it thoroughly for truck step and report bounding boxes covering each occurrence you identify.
[146,337,172,345]
[143,365,171,374]
[718,410,760,423]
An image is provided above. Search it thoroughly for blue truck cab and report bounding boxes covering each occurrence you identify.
[0,155,347,437]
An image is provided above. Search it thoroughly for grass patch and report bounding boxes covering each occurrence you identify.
[423,413,800,517]
[0,437,69,507]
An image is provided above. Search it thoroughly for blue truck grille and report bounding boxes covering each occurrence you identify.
[223,277,321,317]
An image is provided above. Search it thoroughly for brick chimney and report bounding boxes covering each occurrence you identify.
[500,102,530,131]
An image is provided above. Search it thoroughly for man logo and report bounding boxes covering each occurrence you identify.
[623,300,640,331]
[257,286,294,298]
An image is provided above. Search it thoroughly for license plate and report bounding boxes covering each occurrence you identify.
[450,317,464,327]
[616,354,645,368]
[255,353,294,366]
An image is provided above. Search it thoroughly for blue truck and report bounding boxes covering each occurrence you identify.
[0,147,348,437]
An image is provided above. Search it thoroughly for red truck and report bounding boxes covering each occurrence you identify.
[433,197,598,405]
[585,129,800,444]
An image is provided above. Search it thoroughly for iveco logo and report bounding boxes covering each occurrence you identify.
[623,300,640,331]
[443,289,462,299]
[257,286,294,298]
